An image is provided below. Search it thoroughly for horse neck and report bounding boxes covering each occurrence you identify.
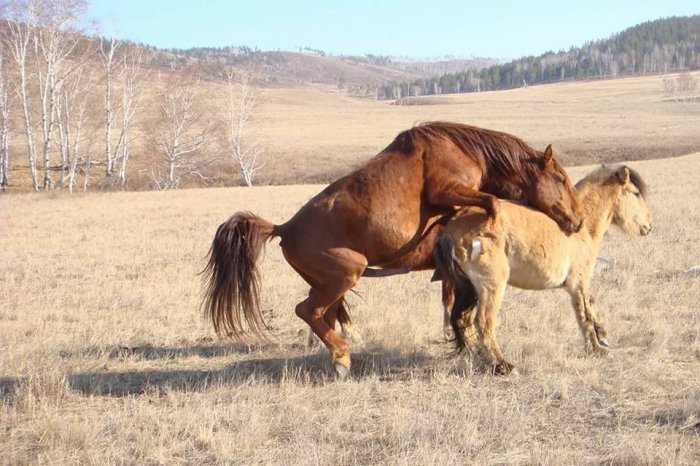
[484,158,538,202]
[576,183,619,246]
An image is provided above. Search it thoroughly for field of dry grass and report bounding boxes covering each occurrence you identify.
[1,150,699,464]
[251,71,700,184]
[6,71,700,190]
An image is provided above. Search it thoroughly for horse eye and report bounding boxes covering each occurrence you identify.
[633,191,641,197]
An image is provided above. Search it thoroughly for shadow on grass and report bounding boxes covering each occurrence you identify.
[58,341,266,361]
[62,349,437,397]
[0,378,21,397]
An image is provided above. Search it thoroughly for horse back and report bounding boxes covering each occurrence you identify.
[281,146,442,264]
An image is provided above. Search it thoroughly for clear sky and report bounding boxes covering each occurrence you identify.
[87,1,698,60]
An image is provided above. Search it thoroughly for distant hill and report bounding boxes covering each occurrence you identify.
[147,46,499,96]
[377,15,700,99]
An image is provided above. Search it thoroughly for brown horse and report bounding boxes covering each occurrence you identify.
[203,122,582,378]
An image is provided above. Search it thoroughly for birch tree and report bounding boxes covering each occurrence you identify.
[116,46,147,188]
[224,68,264,186]
[0,55,10,191]
[32,0,87,190]
[99,35,119,181]
[1,1,39,190]
[148,77,216,190]
[55,66,91,192]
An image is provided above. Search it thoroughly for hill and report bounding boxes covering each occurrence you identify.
[4,71,700,190]
[1,11,699,193]
[151,46,498,94]
[250,71,700,185]
[377,15,700,99]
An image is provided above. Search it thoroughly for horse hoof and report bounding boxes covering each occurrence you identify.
[598,338,610,348]
[334,363,350,380]
[590,345,610,357]
[492,362,514,376]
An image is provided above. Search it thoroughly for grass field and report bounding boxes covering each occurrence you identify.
[1,149,699,464]
[251,71,700,184]
[5,71,700,190]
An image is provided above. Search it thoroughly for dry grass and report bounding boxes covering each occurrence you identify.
[6,71,700,190]
[1,151,699,464]
[251,71,700,184]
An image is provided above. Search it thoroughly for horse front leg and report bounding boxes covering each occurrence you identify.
[425,178,501,218]
[567,286,610,354]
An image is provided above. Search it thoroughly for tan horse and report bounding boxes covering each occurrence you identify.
[434,166,652,374]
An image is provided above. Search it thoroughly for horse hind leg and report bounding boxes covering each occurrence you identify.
[288,248,367,379]
[305,297,364,350]
[473,281,514,375]
[442,279,456,340]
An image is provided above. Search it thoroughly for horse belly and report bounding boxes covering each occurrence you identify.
[507,249,570,290]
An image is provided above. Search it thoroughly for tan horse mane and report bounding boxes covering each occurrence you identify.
[385,121,544,185]
[576,165,649,199]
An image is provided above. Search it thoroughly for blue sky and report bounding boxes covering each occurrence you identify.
[87,1,698,59]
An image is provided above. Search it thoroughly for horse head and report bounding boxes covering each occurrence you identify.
[611,166,652,236]
[526,145,583,234]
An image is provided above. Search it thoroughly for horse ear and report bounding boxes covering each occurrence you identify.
[543,145,553,167]
[615,166,630,185]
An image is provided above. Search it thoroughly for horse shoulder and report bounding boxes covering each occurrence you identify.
[422,139,484,188]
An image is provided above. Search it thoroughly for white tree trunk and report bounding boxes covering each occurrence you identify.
[100,36,120,181]
[0,55,11,191]
[117,47,146,188]
[3,16,39,190]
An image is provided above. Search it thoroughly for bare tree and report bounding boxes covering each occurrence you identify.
[676,73,698,103]
[31,0,87,190]
[1,1,39,190]
[116,46,147,188]
[99,35,120,182]
[663,73,698,103]
[224,68,264,186]
[147,77,216,190]
[0,54,11,191]
[55,65,92,192]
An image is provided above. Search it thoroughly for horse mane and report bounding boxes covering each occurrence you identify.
[385,121,543,184]
[577,165,649,199]
[628,167,649,199]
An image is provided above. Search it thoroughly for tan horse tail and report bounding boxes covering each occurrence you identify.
[433,234,479,354]
[202,211,279,340]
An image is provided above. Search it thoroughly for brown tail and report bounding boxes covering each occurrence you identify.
[433,234,478,354]
[202,211,278,340]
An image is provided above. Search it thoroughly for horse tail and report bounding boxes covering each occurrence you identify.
[202,211,279,340]
[433,234,479,354]
[336,297,352,327]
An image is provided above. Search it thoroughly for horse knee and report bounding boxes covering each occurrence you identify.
[295,302,317,323]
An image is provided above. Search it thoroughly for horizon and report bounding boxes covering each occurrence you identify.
[87,1,698,61]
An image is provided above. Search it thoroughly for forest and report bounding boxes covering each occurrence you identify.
[376,16,700,100]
